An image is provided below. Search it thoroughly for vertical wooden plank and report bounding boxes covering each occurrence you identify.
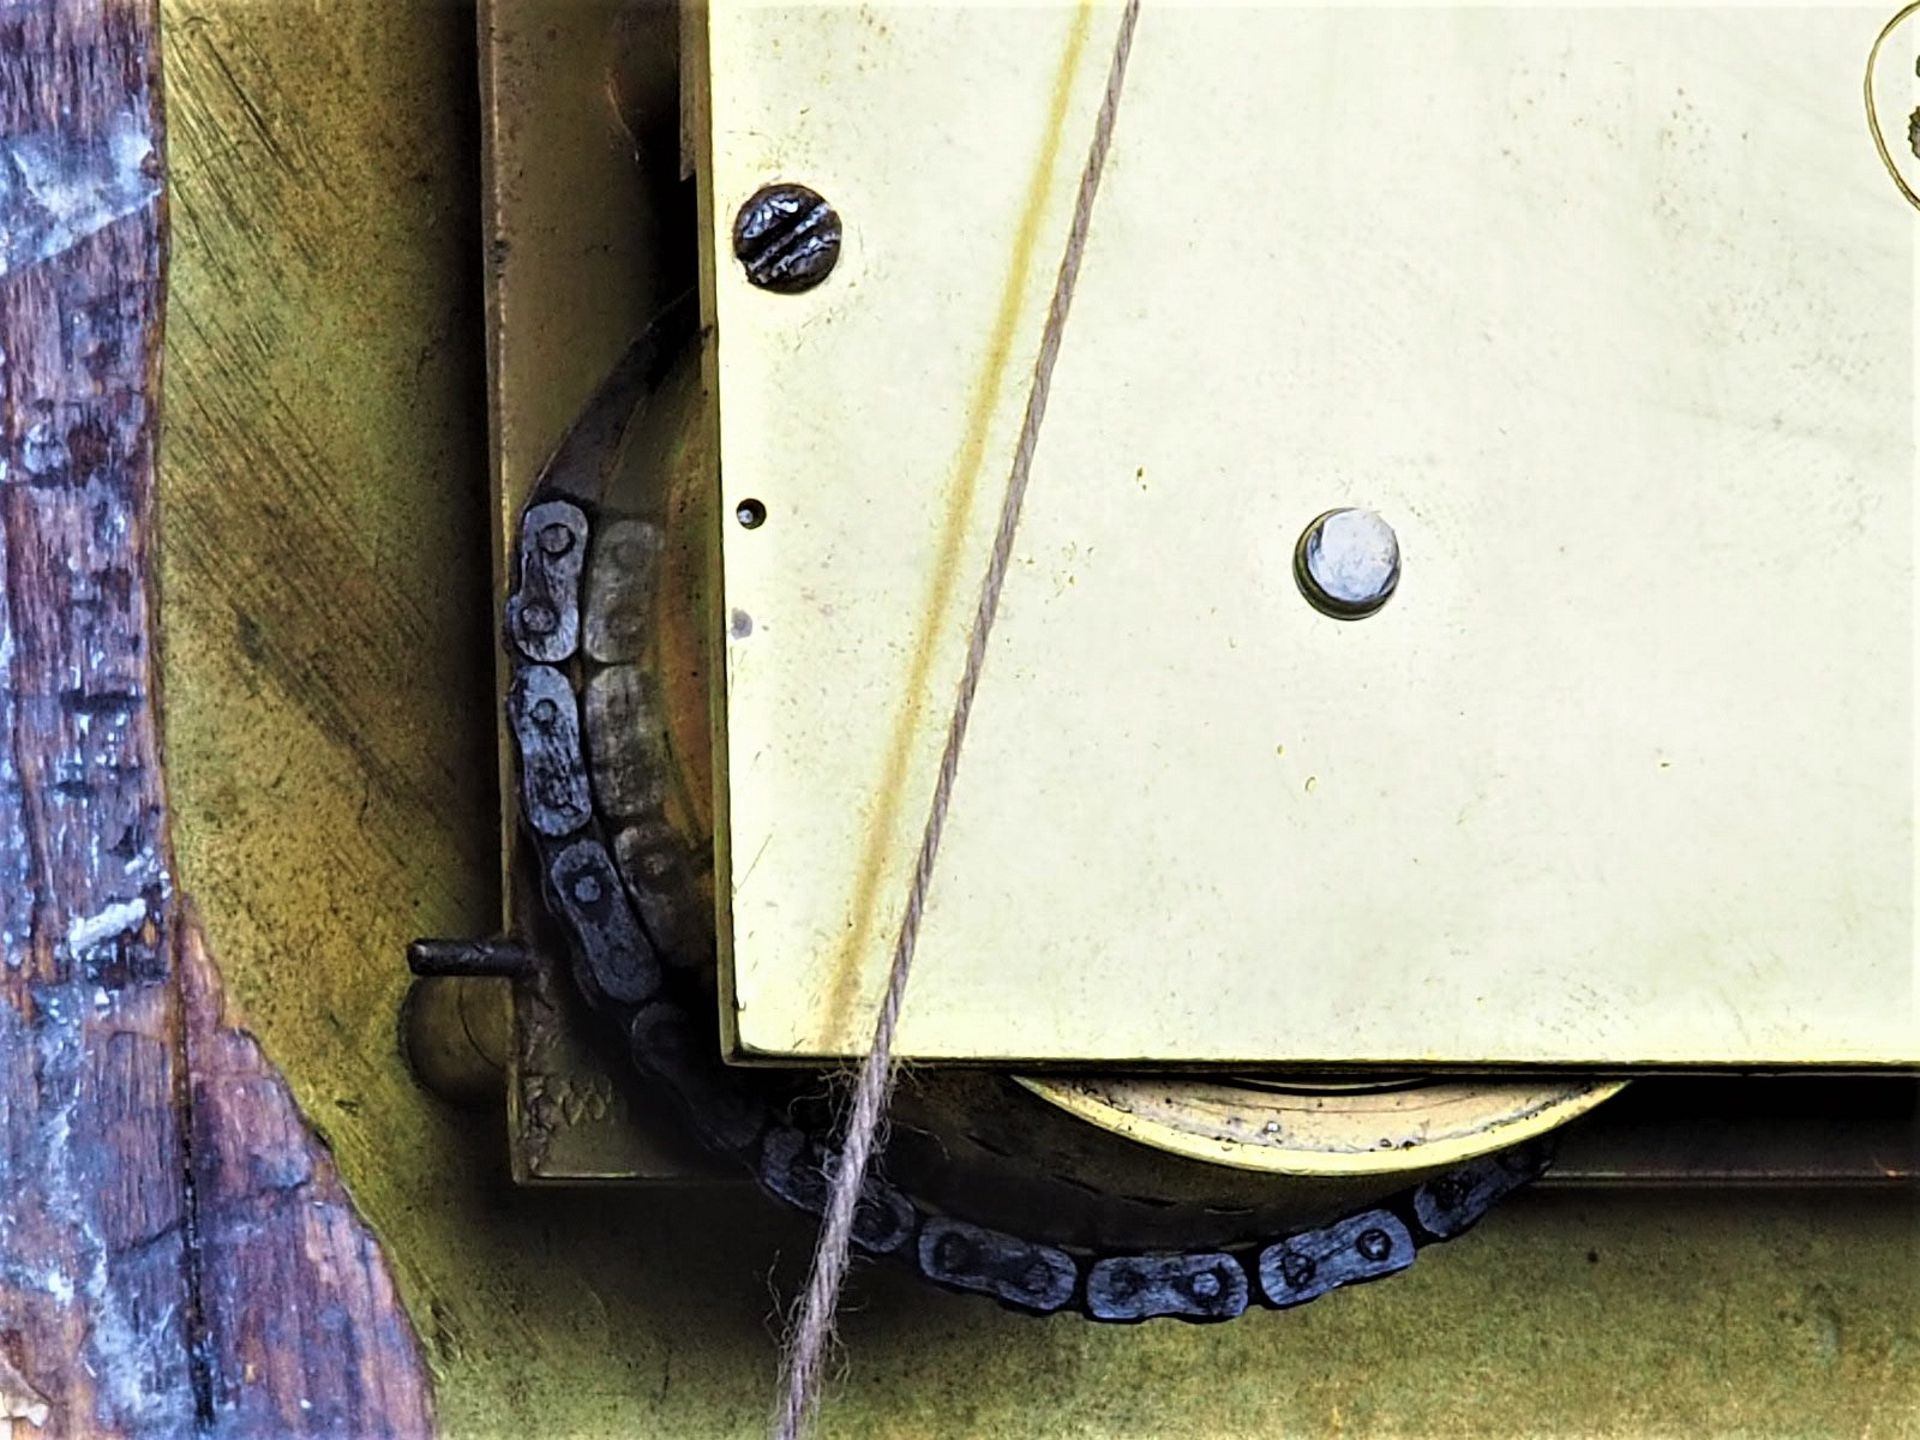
[177,919,434,1439]
[0,4,192,1433]
[0,4,433,1435]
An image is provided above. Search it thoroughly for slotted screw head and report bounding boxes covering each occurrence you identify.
[732,183,842,294]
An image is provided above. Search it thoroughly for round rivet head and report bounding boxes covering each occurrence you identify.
[1295,508,1400,619]
[1280,1251,1316,1288]
[934,1232,971,1273]
[733,183,842,294]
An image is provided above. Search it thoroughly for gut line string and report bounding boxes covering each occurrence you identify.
[770,2,1145,1435]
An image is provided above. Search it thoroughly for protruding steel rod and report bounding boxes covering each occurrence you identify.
[406,937,533,979]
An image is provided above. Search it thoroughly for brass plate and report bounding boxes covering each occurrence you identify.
[473,0,1912,1186]
[695,2,1919,1066]
[483,0,1623,1175]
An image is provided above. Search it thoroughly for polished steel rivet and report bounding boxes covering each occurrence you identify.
[1295,508,1400,619]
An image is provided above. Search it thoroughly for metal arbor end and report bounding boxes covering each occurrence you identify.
[1294,507,1401,619]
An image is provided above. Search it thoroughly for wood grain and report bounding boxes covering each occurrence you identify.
[177,917,434,1438]
[0,4,431,1435]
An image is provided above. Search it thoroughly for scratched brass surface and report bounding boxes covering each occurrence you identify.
[153,1,1920,1436]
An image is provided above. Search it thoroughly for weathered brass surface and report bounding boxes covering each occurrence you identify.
[696,3,1916,1066]
[154,0,1920,1434]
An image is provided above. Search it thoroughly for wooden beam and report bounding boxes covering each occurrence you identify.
[0,4,432,1434]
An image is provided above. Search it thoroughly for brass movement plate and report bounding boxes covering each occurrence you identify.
[696,2,1919,1066]
[477,0,1913,1185]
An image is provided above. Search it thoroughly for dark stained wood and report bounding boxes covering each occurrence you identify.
[0,4,432,1435]
[178,918,434,1439]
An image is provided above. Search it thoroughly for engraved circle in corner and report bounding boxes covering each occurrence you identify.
[1866,2,1920,211]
